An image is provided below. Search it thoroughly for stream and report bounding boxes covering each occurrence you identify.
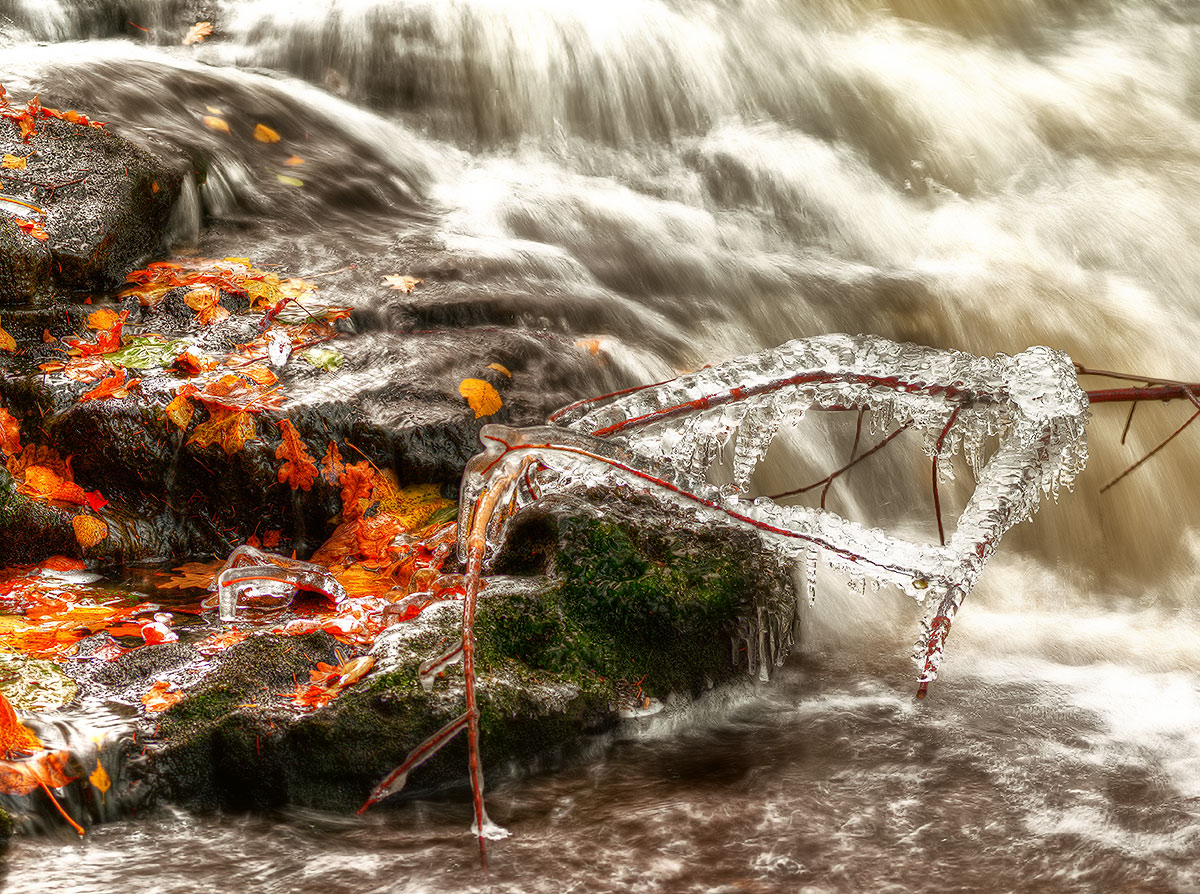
[2,0,1200,891]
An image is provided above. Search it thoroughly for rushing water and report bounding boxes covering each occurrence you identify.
[3,0,1200,890]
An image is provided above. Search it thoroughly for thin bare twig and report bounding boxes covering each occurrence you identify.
[1100,407,1200,493]
[768,422,910,501]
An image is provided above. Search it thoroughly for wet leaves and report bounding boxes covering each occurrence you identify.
[1,154,27,170]
[202,115,230,134]
[254,123,281,143]
[141,680,184,713]
[188,407,257,455]
[383,275,422,293]
[79,368,139,401]
[0,692,42,759]
[71,515,108,549]
[0,318,14,354]
[285,655,374,710]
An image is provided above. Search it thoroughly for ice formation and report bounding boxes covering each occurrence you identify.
[215,544,346,622]
[385,333,1089,850]
[460,334,1090,686]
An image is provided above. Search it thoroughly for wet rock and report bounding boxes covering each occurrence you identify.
[58,501,796,813]
[0,114,185,303]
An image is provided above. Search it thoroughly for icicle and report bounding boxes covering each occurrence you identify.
[804,547,818,607]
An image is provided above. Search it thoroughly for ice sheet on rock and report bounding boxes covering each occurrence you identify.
[216,544,346,622]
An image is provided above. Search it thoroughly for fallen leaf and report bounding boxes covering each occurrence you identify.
[0,747,84,835]
[285,655,374,709]
[13,217,46,241]
[188,407,257,455]
[88,759,111,802]
[340,461,379,521]
[458,378,502,418]
[276,419,319,491]
[382,275,422,293]
[164,393,196,430]
[300,347,343,371]
[72,515,108,549]
[320,442,345,486]
[202,115,230,134]
[158,561,219,590]
[86,308,120,331]
[0,407,20,456]
[141,680,183,713]
[487,362,512,378]
[79,368,139,401]
[65,310,128,356]
[18,466,94,506]
[377,484,456,533]
[0,692,41,759]
[275,174,303,187]
[254,123,281,143]
[0,316,14,353]
[182,21,213,45]
[106,336,190,369]
[42,329,54,344]
[284,155,304,166]
[1,154,27,170]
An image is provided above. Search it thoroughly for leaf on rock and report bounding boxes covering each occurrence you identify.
[79,368,139,401]
[285,656,374,710]
[72,515,108,549]
[0,316,15,353]
[0,692,42,759]
[0,407,20,456]
[339,461,379,521]
[320,442,345,486]
[65,310,128,356]
[141,680,183,713]
[86,308,120,331]
[164,392,196,430]
[254,123,281,143]
[377,484,456,533]
[188,407,256,455]
[18,466,92,506]
[458,378,502,418]
[13,218,47,241]
[275,419,318,491]
[382,275,422,293]
[1,154,27,170]
[182,21,213,45]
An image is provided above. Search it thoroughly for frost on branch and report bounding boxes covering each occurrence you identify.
[463,334,1089,688]
[383,334,1088,849]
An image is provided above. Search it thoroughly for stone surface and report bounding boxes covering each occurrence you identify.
[0,115,185,303]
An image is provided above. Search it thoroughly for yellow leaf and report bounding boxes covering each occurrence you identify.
[0,319,14,353]
[376,483,456,532]
[182,21,213,45]
[275,174,304,187]
[254,123,281,143]
[382,274,422,293]
[164,393,195,430]
[188,408,256,455]
[86,308,120,331]
[89,758,111,802]
[284,155,304,166]
[1,154,27,170]
[458,378,502,418]
[72,515,109,549]
[202,115,230,134]
[487,362,512,378]
[206,105,225,115]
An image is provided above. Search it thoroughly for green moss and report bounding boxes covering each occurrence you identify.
[0,806,13,839]
[477,515,757,699]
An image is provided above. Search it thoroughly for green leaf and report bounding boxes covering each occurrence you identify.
[105,336,190,369]
[300,347,344,371]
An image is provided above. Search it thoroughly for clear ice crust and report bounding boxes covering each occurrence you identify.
[458,334,1090,689]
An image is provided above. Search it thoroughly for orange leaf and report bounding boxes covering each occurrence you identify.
[158,560,219,590]
[0,407,20,456]
[275,419,318,491]
[164,393,195,429]
[458,378,502,418]
[79,368,138,401]
[188,407,256,455]
[202,115,230,134]
[182,21,213,45]
[284,155,304,166]
[487,362,512,378]
[0,316,15,353]
[195,302,230,326]
[72,515,108,549]
[141,680,183,713]
[18,466,90,505]
[0,692,42,759]
[14,218,47,241]
[339,462,378,521]
[184,285,219,311]
[320,442,345,486]
[0,748,75,795]
[88,759,111,800]
[86,308,120,331]
[254,123,281,143]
